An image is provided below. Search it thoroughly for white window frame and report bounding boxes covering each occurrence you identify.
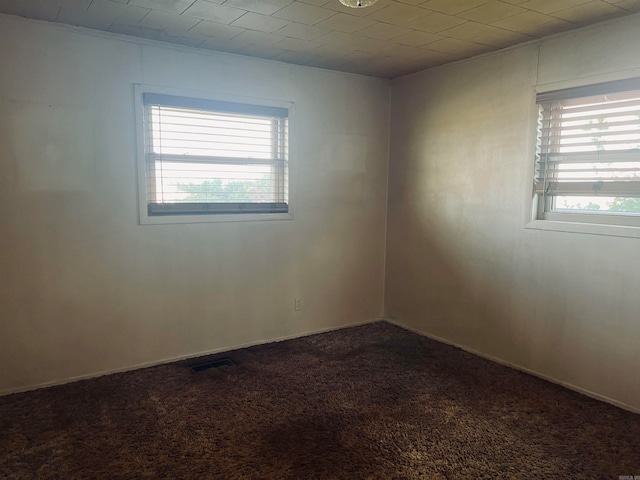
[525,76,640,239]
[134,84,295,225]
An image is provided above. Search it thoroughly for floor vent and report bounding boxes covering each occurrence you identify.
[190,358,234,373]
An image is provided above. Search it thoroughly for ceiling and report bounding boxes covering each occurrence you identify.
[1,0,639,78]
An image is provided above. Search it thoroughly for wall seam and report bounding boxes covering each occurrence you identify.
[380,83,393,319]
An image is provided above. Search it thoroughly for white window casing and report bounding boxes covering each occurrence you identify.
[134,85,293,225]
[532,77,640,233]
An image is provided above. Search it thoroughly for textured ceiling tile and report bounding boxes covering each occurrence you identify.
[189,19,246,37]
[232,29,286,45]
[306,56,352,69]
[518,0,592,14]
[57,0,92,7]
[394,0,429,5]
[551,1,627,23]
[368,3,432,26]
[384,43,432,59]
[314,29,356,45]
[273,36,321,51]
[89,0,151,25]
[314,12,376,32]
[412,48,455,62]
[613,0,640,11]
[109,23,162,39]
[275,21,330,39]
[473,27,534,46]
[457,1,527,23]
[139,10,200,32]
[312,43,359,56]
[419,0,491,15]
[314,34,388,55]
[129,0,197,14]
[491,10,568,34]
[443,21,535,47]
[309,51,368,68]
[0,0,61,22]
[56,4,115,30]
[392,30,442,46]
[199,34,250,51]
[360,57,414,73]
[408,12,468,32]
[221,0,293,15]
[272,2,337,24]
[298,0,332,6]
[332,49,377,62]
[155,30,208,46]
[294,52,331,66]
[230,12,290,32]
[272,49,319,64]
[348,35,397,52]
[182,0,244,23]
[355,22,413,40]
[0,0,637,79]
[426,36,493,54]
[440,21,507,40]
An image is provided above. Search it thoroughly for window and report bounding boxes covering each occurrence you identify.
[534,78,640,228]
[136,87,290,224]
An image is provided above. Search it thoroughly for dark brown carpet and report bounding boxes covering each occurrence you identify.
[1,322,638,479]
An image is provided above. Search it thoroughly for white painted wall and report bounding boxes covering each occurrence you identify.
[386,14,640,411]
[0,14,390,393]
[3,8,638,413]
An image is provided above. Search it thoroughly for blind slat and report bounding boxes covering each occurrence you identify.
[535,180,640,196]
[143,94,289,214]
[541,117,640,134]
[146,154,285,166]
[539,129,640,142]
[536,79,640,207]
[539,139,640,149]
[540,110,640,126]
[539,151,640,163]
[542,97,640,116]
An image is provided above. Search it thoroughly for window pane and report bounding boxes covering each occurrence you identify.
[141,93,289,217]
[553,196,640,213]
[152,162,277,203]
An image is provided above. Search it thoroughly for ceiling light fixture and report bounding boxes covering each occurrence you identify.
[339,0,379,8]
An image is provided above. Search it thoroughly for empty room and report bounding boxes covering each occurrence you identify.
[1,0,639,478]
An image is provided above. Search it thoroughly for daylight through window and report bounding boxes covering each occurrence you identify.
[535,78,640,224]
[142,93,289,217]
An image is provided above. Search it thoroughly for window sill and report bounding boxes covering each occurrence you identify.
[139,212,293,225]
[525,219,640,239]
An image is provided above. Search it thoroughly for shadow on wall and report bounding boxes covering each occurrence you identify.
[383,202,577,387]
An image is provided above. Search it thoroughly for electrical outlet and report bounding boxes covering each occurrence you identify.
[294,298,303,311]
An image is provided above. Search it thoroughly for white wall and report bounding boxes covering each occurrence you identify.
[0,14,390,393]
[386,14,640,412]
[4,9,639,413]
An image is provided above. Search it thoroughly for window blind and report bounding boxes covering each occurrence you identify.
[142,94,289,216]
[535,80,640,206]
